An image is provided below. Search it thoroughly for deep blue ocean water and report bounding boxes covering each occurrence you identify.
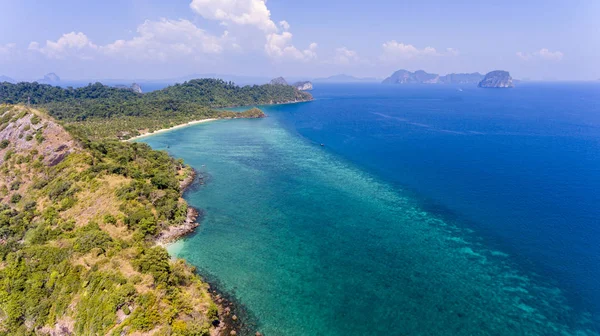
[141,83,600,335]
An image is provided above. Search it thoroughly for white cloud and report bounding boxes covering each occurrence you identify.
[265,32,317,61]
[189,0,314,62]
[29,20,233,62]
[29,32,98,59]
[380,40,458,62]
[517,48,564,61]
[537,48,564,61]
[279,20,290,31]
[333,47,361,65]
[102,19,230,61]
[189,0,277,32]
[0,43,17,59]
[27,1,315,64]
[446,47,460,56]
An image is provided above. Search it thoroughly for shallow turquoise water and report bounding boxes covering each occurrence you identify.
[141,101,598,336]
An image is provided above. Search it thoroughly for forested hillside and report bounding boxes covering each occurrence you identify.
[0,79,312,121]
[0,106,227,335]
[0,80,311,139]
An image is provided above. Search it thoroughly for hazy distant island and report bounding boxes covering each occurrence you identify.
[37,72,61,84]
[314,74,381,83]
[478,71,514,88]
[0,75,15,83]
[382,70,484,85]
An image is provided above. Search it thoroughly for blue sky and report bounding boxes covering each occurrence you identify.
[0,0,598,81]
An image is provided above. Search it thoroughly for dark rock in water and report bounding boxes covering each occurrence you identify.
[270,77,288,86]
[293,81,313,91]
[478,70,514,88]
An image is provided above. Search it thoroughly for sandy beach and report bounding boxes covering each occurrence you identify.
[127,118,217,141]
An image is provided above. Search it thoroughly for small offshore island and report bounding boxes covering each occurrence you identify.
[0,79,312,335]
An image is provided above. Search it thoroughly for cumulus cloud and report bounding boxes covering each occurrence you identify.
[102,19,231,61]
[189,0,277,32]
[380,40,458,62]
[29,20,234,62]
[28,1,316,64]
[517,48,564,61]
[189,0,314,62]
[0,43,17,59]
[333,47,362,65]
[279,20,290,31]
[29,32,98,59]
[265,32,317,61]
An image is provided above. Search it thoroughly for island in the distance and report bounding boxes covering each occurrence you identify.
[382,70,485,85]
[478,70,514,88]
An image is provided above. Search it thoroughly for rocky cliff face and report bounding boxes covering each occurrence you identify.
[131,83,143,94]
[0,105,80,203]
[293,81,313,91]
[478,71,514,88]
[270,77,289,85]
[115,83,143,93]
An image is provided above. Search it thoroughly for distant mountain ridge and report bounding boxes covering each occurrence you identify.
[382,70,484,85]
[0,75,15,83]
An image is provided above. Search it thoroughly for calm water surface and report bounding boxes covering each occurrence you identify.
[141,83,600,335]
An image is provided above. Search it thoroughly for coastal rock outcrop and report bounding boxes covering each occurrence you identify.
[270,77,289,86]
[131,82,143,93]
[293,81,313,91]
[114,83,143,93]
[478,70,514,88]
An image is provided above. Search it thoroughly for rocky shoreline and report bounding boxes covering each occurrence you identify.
[156,168,261,336]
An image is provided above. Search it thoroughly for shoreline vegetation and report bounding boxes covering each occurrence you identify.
[0,78,311,335]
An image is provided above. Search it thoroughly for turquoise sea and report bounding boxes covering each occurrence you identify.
[140,83,600,335]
